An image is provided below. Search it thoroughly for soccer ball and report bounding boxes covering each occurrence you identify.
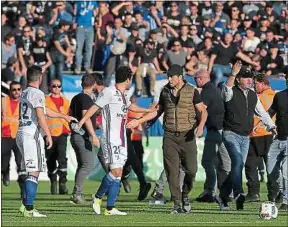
[259,201,278,220]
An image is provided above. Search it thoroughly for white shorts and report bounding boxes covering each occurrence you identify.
[101,142,127,169]
[16,132,46,173]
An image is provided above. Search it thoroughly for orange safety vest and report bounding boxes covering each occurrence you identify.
[250,88,276,137]
[128,110,143,141]
[45,95,71,136]
[1,96,19,138]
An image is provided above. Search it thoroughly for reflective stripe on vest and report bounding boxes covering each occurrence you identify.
[251,88,276,137]
[1,96,19,138]
[45,96,71,136]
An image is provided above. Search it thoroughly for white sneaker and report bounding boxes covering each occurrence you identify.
[19,203,25,214]
[92,195,102,215]
[104,208,127,216]
[23,208,47,218]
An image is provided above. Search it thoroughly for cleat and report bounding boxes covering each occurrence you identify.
[182,195,192,213]
[138,183,151,201]
[104,208,127,216]
[23,208,47,218]
[19,203,25,214]
[279,204,288,211]
[275,192,283,204]
[70,194,86,205]
[195,192,215,203]
[170,204,183,214]
[236,194,245,210]
[92,195,102,215]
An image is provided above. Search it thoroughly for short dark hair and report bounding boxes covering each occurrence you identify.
[254,73,270,86]
[81,74,95,88]
[90,72,104,86]
[27,65,42,82]
[115,66,132,83]
[4,32,14,42]
[9,81,21,90]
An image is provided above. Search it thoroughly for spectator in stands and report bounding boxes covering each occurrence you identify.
[135,39,161,97]
[134,11,150,41]
[17,25,34,77]
[74,1,98,74]
[166,2,181,30]
[255,15,271,41]
[223,19,240,36]
[49,20,74,82]
[12,14,27,44]
[239,15,253,38]
[1,13,12,40]
[189,3,201,26]
[210,2,230,35]
[49,1,73,27]
[189,24,202,46]
[242,28,260,55]
[162,39,188,71]
[112,1,134,19]
[186,48,209,76]
[261,43,284,76]
[208,33,259,87]
[1,57,18,84]
[31,35,52,94]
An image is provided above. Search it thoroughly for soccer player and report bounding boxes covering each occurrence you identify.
[77,66,156,215]
[17,66,74,217]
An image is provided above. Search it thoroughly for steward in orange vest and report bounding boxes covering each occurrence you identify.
[245,74,276,202]
[1,81,27,196]
[44,79,70,195]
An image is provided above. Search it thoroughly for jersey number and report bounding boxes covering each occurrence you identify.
[113,145,120,155]
[19,103,29,120]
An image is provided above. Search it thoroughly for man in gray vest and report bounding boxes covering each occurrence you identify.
[219,61,276,211]
[127,64,207,214]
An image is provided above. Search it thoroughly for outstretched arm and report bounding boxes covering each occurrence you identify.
[78,104,100,128]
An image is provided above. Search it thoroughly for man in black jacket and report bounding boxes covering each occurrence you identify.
[194,69,231,203]
[219,61,276,211]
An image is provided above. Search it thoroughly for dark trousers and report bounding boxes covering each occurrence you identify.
[98,130,147,186]
[132,140,144,169]
[1,137,26,176]
[45,135,68,183]
[163,130,198,205]
[245,135,273,195]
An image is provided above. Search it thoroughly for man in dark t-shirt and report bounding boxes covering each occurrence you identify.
[69,74,98,204]
[208,33,259,87]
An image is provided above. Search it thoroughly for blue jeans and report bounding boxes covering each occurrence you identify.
[75,26,94,70]
[266,139,288,204]
[49,51,65,82]
[212,64,232,88]
[222,130,250,198]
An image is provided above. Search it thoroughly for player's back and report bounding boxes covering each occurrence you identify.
[17,87,46,136]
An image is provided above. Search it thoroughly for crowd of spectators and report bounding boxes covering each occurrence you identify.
[1,1,288,96]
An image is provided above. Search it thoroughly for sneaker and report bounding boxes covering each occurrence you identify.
[245,193,260,203]
[2,172,10,186]
[59,182,68,195]
[50,181,57,195]
[104,208,127,216]
[170,204,183,214]
[138,183,151,201]
[122,178,131,193]
[92,195,102,215]
[214,196,230,211]
[149,189,167,205]
[19,203,25,214]
[85,68,93,74]
[279,203,288,211]
[23,208,47,218]
[195,192,215,203]
[182,195,192,213]
[70,194,86,204]
[275,192,283,204]
[235,194,245,210]
[74,68,81,74]
[149,90,155,97]
[136,89,142,97]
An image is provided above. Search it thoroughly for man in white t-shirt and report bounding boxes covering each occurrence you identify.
[77,66,156,215]
[16,66,73,218]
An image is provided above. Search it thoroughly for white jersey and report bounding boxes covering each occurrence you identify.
[95,86,131,147]
[18,87,46,136]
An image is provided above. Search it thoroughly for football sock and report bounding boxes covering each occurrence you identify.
[95,172,114,199]
[25,175,38,210]
[107,176,121,209]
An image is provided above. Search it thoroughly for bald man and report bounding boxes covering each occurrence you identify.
[194,69,231,203]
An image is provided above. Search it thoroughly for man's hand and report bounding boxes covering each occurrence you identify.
[232,61,242,76]
[91,135,100,147]
[127,119,140,129]
[64,115,78,123]
[46,135,53,149]
[196,126,204,138]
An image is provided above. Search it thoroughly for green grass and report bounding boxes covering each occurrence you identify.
[1,180,287,226]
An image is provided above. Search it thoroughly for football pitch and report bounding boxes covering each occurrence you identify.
[1,180,287,226]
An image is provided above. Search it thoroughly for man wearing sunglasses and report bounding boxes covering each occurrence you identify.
[45,79,71,195]
[1,81,27,197]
